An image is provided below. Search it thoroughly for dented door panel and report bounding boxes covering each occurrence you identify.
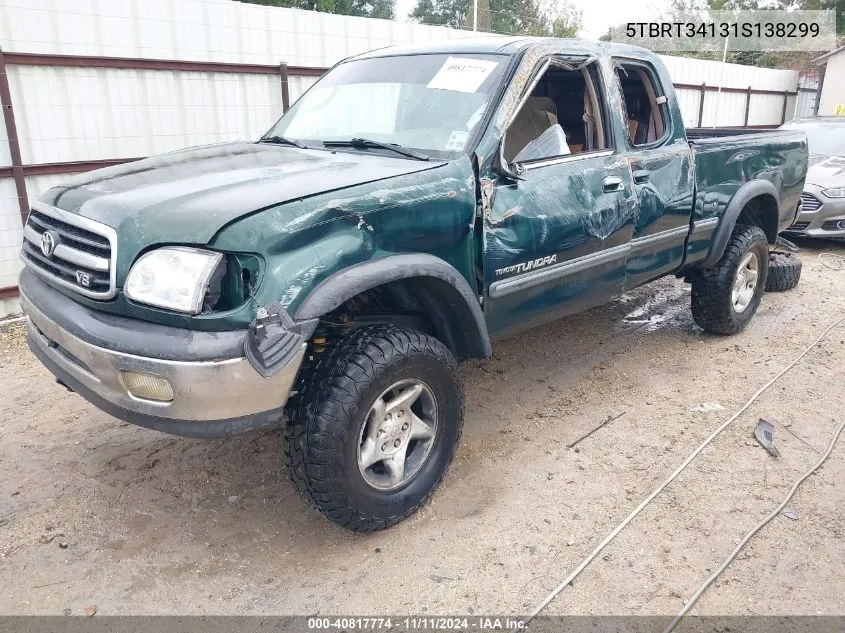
[609,55,697,290]
[482,153,636,336]
[628,147,695,236]
[624,143,696,289]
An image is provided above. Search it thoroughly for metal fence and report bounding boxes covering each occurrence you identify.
[0,0,817,308]
[0,52,328,308]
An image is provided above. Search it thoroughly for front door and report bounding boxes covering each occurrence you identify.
[481,57,637,336]
[483,153,636,335]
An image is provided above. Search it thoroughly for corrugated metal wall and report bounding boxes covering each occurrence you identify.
[660,55,800,127]
[795,72,819,117]
[817,51,845,115]
[0,0,476,293]
[9,65,285,162]
[0,0,812,298]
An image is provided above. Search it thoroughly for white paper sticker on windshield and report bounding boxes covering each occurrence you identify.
[445,130,469,151]
[427,57,499,93]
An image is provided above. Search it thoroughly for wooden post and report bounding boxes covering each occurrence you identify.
[0,47,29,226]
[743,86,752,126]
[815,64,825,116]
[280,61,290,112]
[697,83,706,127]
[781,89,789,124]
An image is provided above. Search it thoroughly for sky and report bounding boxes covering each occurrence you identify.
[393,0,670,40]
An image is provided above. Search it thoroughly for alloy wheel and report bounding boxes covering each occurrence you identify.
[357,379,438,491]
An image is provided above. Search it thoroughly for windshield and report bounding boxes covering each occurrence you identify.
[264,53,509,159]
[781,120,845,156]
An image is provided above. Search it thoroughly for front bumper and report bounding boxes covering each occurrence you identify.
[784,187,845,238]
[20,270,306,437]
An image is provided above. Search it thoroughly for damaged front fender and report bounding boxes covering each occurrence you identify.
[211,158,486,356]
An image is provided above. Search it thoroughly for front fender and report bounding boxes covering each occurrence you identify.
[295,254,492,360]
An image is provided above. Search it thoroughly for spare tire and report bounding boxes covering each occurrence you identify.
[765,252,802,292]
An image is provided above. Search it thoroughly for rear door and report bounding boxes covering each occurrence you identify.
[612,58,695,290]
[483,56,637,335]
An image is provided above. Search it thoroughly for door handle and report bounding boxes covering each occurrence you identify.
[633,169,650,184]
[602,176,623,193]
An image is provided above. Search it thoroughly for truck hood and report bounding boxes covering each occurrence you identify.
[806,153,845,188]
[42,142,445,244]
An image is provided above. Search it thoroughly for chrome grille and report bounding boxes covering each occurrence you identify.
[788,221,810,231]
[21,201,117,299]
[799,192,822,212]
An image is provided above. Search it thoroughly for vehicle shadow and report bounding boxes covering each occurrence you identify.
[76,276,697,547]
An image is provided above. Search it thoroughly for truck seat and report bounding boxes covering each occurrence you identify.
[504,97,559,162]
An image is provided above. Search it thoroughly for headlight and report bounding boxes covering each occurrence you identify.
[125,247,224,314]
[822,187,845,198]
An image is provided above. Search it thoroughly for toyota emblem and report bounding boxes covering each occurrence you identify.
[40,231,57,257]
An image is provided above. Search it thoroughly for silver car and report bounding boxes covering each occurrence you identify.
[780,117,845,239]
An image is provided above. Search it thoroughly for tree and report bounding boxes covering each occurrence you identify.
[781,0,845,42]
[410,0,582,38]
[550,1,582,38]
[239,0,395,20]
[410,0,470,27]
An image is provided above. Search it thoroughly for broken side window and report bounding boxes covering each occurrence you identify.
[614,61,668,147]
[503,58,609,164]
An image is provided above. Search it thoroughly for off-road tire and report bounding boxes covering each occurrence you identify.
[691,224,769,335]
[284,325,463,532]
[765,252,802,292]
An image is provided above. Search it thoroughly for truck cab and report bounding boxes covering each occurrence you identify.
[20,37,807,532]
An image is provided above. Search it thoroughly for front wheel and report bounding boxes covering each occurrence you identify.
[691,224,769,335]
[284,325,463,532]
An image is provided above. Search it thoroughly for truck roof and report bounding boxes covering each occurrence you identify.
[349,36,653,62]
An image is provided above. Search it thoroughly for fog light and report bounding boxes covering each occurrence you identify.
[121,371,174,402]
[838,221,845,230]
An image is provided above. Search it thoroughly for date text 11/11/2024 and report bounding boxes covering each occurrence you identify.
[306,617,527,630]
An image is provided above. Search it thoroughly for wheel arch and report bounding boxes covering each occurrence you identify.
[701,180,780,269]
[293,254,492,361]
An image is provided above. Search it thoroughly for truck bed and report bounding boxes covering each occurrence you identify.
[686,126,778,139]
[685,128,808,266]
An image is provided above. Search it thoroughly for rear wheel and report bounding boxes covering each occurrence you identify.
[284,325,463,532]
[691,224,769,335]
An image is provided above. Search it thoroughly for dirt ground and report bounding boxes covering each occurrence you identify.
[0,241,843,619]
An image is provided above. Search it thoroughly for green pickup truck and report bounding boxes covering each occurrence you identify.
[20,37,807,531]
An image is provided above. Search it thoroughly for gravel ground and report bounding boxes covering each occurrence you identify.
[0,241,843,618]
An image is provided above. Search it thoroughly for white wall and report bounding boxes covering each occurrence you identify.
[0,177,23,295]
[7,65,286,164]
[0,0,482,294]
[660,54,800,128]
[817,51,845,116]
[0,0,809,299]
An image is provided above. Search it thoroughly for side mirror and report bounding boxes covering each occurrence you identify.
[496,139,524,182]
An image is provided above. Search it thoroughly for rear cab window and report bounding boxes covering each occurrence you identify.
[613,60,670,147]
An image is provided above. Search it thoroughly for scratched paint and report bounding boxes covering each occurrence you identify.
[471,39,805,335]
[213,158,479,317]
